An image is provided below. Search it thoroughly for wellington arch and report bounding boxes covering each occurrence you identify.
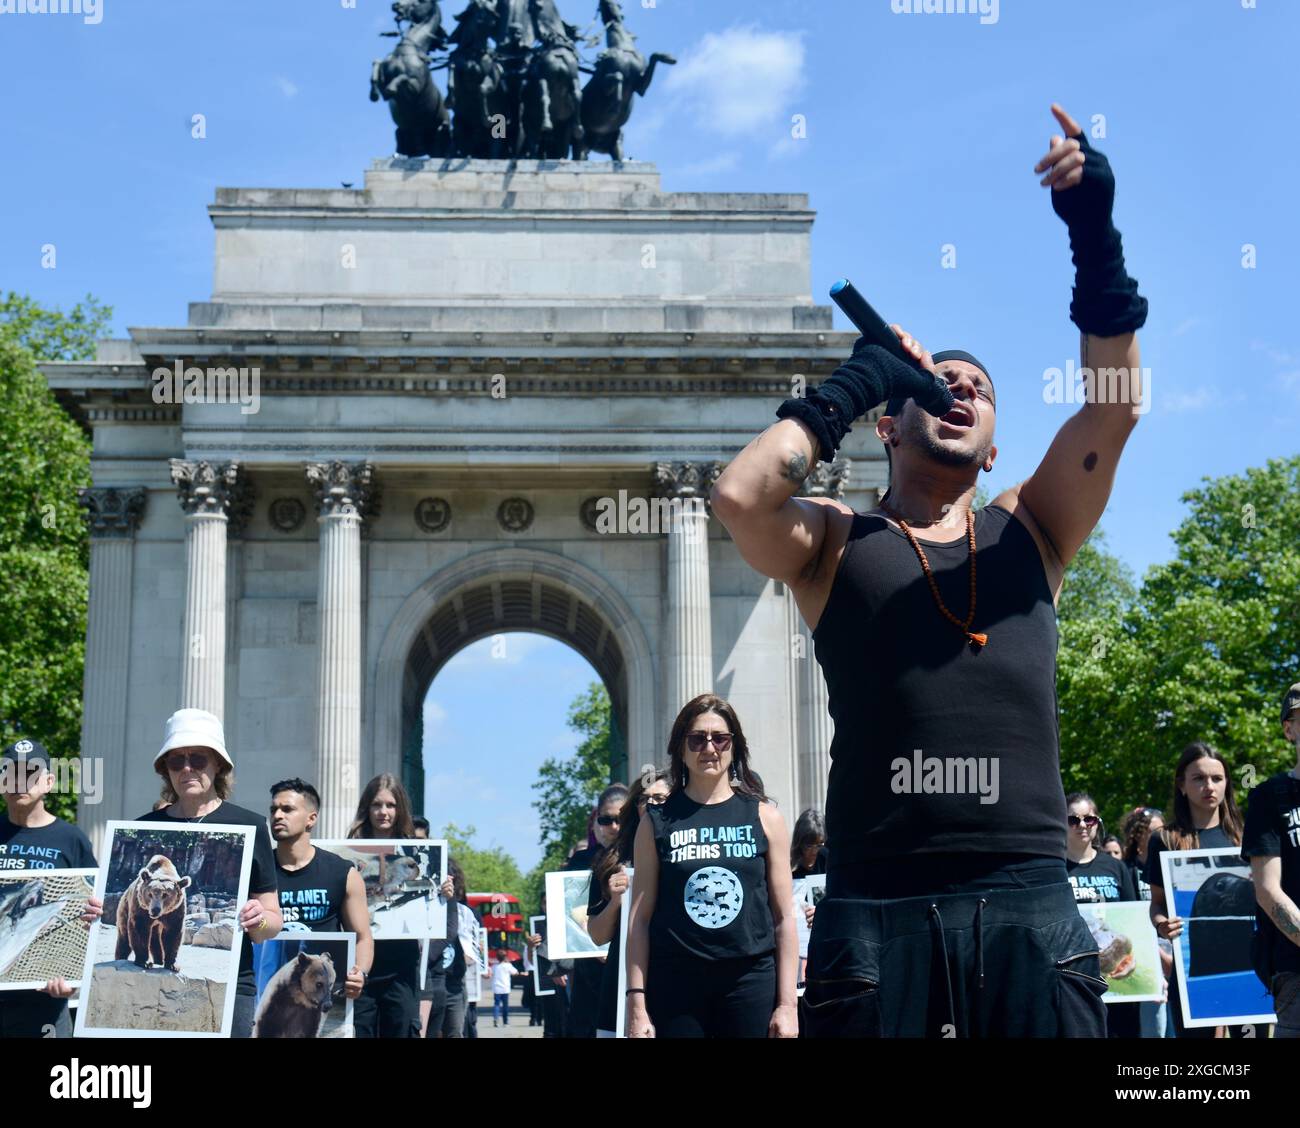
[44,158,886,842]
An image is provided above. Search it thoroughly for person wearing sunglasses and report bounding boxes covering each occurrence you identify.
[559,782,628,1038]
[1064,792,1139,1037]
[625,694,798,1038]
[588,769,672,1036]
[135,708,282,1038]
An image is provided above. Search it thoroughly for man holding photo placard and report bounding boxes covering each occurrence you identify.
[0,738,97,1038]
[1243,683,1300,1038]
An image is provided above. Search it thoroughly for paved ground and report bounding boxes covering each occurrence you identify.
[418,985,543,1039]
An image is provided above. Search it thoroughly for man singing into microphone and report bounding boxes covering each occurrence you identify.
[710,105,1148,1037]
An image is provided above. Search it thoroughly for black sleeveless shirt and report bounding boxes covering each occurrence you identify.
[647,790,774,961]
[276,846,352,933]
[812,505,1066,868]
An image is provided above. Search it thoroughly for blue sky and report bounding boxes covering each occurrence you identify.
[3,0,1295,868]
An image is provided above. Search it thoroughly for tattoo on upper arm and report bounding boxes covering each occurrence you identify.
[1083,451,1098,472]
[782,452,810,484]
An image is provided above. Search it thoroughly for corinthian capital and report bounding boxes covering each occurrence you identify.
[169,460,253,534]
[306,461,380,520]
[652,461,723,505]
[78,487,148,539]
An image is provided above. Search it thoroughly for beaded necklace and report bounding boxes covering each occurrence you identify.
[879,501,988,651]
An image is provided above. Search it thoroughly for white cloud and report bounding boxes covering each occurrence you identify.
[1171,318,1199,337]
[663,26,806,139]
[276,76,299,99]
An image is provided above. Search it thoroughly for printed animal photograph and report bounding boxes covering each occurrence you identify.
[791,874,826,996]
[314,839,447,939]
[1160,847,1278,1029]
[544,869,609,959]
[252,932,355,1038]
[530,915,555,998]
[75,821,254,1038]
[0,870,95,991]
[1076,901,1162,1004]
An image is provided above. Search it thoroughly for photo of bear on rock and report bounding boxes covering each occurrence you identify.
[252,933,355,1038]
[77,823,255,1037]
[114,855,191,972]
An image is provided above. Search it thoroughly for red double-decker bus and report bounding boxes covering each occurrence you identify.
[467,892,525,963]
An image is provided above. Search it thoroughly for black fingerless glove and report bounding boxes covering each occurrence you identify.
[1052,133,1148,336]
[775,339,954,464]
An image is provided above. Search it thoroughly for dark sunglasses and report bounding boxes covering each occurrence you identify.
[165,752,211,771]
[595,815,620,827]
[1067,814,1100,828]
[685,731,733,753]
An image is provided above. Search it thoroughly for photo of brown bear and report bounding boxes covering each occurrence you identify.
[77,823,255,1037]
[253,951,336,1037]
[114,855,192,972]
[252,932,355,1038]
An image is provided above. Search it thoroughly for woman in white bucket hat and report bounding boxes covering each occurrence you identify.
[134,708,283,1038]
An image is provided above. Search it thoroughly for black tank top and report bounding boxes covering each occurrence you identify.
[813,505,1066,867]
[276,846,352,933]
[647,790,774,961]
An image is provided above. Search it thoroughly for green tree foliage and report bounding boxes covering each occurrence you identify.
[0,294,109,821]
[1057,457,1300,832]
[440,821,527,906]
[522,681,614,917]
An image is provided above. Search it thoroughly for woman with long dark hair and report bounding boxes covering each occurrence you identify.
[625,694,798,1038]
[790,809,828,878]
[587,769,671,1036]
[349,773,436,1038]
[1144,743,1244,1039]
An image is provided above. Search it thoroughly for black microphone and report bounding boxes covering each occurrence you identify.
[829,279,954,415]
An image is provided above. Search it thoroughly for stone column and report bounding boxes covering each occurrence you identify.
[170,461,250,721]
[76,487,148,855]
[654,461,721,722]
[306,462,379,838]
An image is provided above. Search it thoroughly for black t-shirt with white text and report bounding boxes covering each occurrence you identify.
[0,814,98,1030]
[1067,851,1138,904]
[0,815,96,871]
[276,845,352,933]
[1243,771,1300,974]
[647,790,773,961]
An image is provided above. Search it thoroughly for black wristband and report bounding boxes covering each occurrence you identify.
[1053,134,1148,336]
[776,342,953,464]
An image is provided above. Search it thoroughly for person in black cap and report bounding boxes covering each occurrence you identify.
[0,738,97,1037]
[1243,682,1300,1038]
[713,103,1148,1037]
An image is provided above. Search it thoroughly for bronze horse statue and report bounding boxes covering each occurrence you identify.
[448,0,510,158]
[370,0,452,158]
[519,0,585,159]
[579,0,675,161]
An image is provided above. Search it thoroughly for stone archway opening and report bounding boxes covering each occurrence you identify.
[399,575,631,809]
